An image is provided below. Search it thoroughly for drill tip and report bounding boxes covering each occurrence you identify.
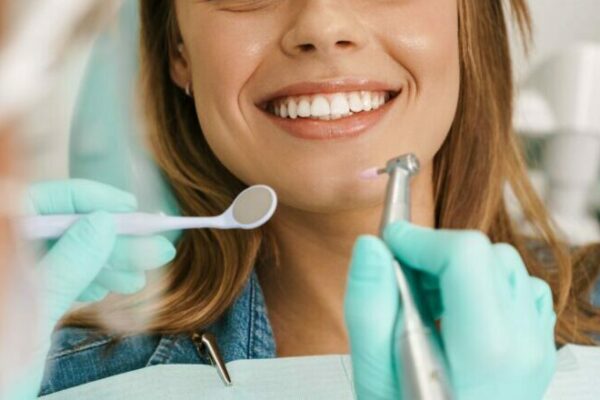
[359,167,382,180]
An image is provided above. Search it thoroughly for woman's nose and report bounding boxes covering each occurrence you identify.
[281,0,368,59]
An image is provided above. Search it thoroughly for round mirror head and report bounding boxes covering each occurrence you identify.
[232,185,277,228]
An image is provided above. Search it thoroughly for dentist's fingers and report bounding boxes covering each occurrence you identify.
[492,243,556,331]
[383,221,502,318]
[106,236,176,271]
[492,243,547,370]
[94,270,147,295]
[491,243,534,315]
[529,277,556,328]
[28,179,137,215]
[529,278,559,386]
[77,283,109,302]
[420,273,439,290]
[492,243,530,294]
[82,235,176,298]
[424,288,444,321]
[529,277,554,315]
[382,221,514,363]
[39,211,116,323]
[419,274,443,319]
[344,236,400,400]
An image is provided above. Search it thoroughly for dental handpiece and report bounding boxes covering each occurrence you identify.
[378,154,453,400]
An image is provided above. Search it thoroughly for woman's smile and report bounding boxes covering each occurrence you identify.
[255,77,402,140]
[258,90,400,140]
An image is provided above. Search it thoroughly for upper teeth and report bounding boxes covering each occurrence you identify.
[267,91,392,120]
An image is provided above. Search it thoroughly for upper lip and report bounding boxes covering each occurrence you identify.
[256,77,402,108]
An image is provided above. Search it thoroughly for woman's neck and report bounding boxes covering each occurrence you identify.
[259,164,436,357]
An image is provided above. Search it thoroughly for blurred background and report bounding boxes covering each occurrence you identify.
[509,0,600,244]
[8,0,600,244]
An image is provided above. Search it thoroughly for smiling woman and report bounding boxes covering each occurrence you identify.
[42,0,600,398]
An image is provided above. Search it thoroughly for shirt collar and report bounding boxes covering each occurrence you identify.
[147,270,276,365]
[206,270,276,361]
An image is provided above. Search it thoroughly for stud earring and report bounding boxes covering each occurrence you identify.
[177,43,193,98]
[185,82,193,97]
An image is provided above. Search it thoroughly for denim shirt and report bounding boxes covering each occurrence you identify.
[39,272,276,396]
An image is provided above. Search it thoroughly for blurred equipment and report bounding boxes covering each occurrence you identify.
[0,1,125,398]
[68,0,180,224]
[515,43,600,245]
[0,0,122,122]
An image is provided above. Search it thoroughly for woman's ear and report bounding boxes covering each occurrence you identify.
[170,42,192,93]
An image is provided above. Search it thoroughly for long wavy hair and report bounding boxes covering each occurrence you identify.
[65,0,600,345]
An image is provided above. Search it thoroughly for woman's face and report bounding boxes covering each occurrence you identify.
[172,0,460,213]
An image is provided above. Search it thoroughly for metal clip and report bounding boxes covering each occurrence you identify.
[192,332,233,386]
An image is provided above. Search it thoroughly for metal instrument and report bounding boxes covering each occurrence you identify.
[378,153,453,400]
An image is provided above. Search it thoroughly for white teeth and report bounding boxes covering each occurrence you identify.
[360,91,373,111]
[374,93,382,108]
[348,92,363,113]
[279,103,288,118]
[288,99,298,119]
[268,90,394,120]
[310,95,330,117]
[297,96,311,118]
[330,93,350,117]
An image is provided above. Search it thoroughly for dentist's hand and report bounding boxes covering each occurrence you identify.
[344,221,557,400]
[10,179,177,400]
[29,179,177,328]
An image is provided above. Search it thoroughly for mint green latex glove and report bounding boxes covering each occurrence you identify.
[344,221,557,400]
[8,179,176,400]
[30,180,177,316]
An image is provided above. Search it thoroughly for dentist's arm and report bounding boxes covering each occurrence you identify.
[344,221,557,400]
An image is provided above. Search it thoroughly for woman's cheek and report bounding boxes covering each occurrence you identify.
[385,25,460,161]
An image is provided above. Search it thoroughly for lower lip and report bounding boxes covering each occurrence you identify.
[258,93,398,141]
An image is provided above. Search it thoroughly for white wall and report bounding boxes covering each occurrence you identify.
[514,0,600,81]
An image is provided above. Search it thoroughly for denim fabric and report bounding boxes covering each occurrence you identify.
[39,272,276,396]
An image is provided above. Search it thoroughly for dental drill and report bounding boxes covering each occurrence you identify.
[377,154,453,400]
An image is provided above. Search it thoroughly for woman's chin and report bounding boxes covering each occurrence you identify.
[270,173,388,214]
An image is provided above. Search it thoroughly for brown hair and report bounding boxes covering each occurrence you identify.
[65,0,600,345]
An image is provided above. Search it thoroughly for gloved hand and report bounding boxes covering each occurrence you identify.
[8,179,176,400]
[29,179,177,328]
[344,221,557,400]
